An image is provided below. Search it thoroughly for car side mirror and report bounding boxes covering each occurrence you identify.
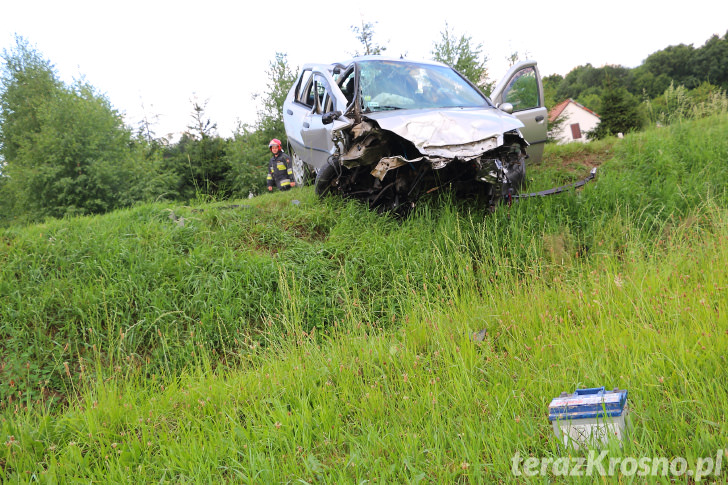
[322,110,342,125]
[497,102,514,114]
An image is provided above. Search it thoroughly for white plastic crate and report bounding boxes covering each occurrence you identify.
[548,387,628,450]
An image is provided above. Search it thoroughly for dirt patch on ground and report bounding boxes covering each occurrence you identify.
[558,151,610,169]
[527,143,616,190]
[545,146,614,171]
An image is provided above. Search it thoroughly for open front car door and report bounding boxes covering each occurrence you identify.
[490,60,548,164]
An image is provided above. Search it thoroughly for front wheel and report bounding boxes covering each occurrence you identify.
[314,160,342,197]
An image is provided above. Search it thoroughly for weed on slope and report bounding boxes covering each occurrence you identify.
[1,115,727,413]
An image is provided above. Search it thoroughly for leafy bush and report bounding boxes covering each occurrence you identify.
[644,82,728,125]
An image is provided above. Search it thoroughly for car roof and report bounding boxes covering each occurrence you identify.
[334,55,451,69]
[299,56,452,74]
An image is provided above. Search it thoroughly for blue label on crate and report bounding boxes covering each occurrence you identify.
[548,388,628,420]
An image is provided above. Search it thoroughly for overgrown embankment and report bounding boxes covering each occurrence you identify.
[1,115,727,481]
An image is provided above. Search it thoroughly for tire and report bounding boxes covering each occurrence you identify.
[314,160,341,197]
[291,151,313,186]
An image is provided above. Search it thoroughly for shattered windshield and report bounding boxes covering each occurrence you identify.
[357,60,489,112]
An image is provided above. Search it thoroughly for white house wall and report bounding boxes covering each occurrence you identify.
[554,103,600,144]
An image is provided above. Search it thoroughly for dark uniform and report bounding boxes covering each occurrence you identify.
[267,151,293,191]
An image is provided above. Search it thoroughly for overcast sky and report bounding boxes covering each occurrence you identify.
[2,0,726,139]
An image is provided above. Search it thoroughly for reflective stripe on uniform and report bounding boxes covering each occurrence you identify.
[280,178,291,186]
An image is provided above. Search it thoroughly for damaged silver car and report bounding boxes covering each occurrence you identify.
[283,56,547,212]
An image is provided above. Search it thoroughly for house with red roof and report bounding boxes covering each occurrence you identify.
[548,99,600,144]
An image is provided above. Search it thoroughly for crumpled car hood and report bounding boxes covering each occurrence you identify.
[366,107,526,158]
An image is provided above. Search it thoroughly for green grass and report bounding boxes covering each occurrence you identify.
[1,115,728,482]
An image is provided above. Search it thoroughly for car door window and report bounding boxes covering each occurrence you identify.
[312,73,340,114]
[502,67,539,112]
[295,70,314,107]
[298,73,326,112]
[338,68,356,106]
[315,76,327,113]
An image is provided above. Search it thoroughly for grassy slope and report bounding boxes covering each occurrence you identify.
[1,115,727,482]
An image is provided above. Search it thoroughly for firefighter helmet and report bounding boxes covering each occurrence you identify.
[268,138,282,150]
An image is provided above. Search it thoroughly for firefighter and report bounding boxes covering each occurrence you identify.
[266,139,295,191]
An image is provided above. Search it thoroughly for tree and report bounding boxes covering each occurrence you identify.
[577,92,602,115]
[542,74,563,109]
[0,37,162,222]
[555,64,634,103]
[0,36,63,223]
[351,19,387,57]
[506,51,521,68]
[631,66,672,99]
[431,23,493,94]
[0,36,63,165]
[160,99,232,201]
[693,32,728,90]
[7,81,149,219]
[589,82,643,139]
[228,126,269,197]
[255,52,296,136]
[136,101,162,145]
[642,43,698,89]
[186,96,218,139]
